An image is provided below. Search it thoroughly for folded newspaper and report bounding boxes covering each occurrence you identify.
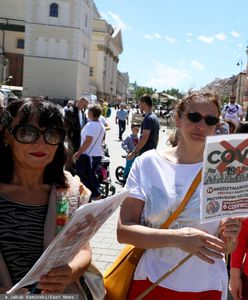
[7,190,130,294]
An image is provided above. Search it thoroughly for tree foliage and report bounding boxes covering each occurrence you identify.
[134,87,156,100]
[162,88,184,99]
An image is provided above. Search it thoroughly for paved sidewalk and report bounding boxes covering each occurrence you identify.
[91,207,123,273]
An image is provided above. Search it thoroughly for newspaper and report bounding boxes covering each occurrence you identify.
[201,134,248,223]
[7,190,130,294]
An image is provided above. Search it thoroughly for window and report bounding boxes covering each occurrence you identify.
[50,3,59,17]
[17,39,24,49]
[89,67,93,76]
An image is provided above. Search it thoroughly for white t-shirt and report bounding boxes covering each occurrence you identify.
[80,121,105,157]
[222,103,243,124]
[126,150,227,295]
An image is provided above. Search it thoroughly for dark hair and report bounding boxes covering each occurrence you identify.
[89,104,102,118]
[168,90,221,146]
[235,121,248,133]
[140,94,152,107]
[0,97,69,188]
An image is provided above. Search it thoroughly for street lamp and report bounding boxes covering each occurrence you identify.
[237,59,243,103]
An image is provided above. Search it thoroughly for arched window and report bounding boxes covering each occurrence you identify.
[49,3,59,17]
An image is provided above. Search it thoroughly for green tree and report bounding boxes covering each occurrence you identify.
[162,88,184,99]
[134,87,155,100]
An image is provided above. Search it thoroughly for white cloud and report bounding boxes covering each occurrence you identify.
[215,33,226,41]
[198,35,215,44]
[145,61,190,89]
[231,31,241,38]
[154,33,161,39]
[237,43,243,48]
[106,11,131,30]
[164,35,177,44]
[186,39,192,43]
[186,32,193,36]
[143,34,154,40]
[190,60,205,71]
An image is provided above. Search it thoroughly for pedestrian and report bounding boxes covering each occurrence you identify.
[64,97,89,154]
[127,94,159,161]
[121,122,140,182]
[118,90,241,300]
[229,122,248,300]
[0,97,92,294]
[115,102,129,140]
[63,99,74,116]
[221,95,243,125]
[245,106,248,121]
[74,104,105,201]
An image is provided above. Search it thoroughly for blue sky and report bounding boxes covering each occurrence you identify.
[94,0,248,93]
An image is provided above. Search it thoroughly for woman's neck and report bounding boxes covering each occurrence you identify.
[176,144,203,164]
[165,144,204,164]
[12,168,45,189]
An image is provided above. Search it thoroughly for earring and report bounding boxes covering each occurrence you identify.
[4,143,9,147]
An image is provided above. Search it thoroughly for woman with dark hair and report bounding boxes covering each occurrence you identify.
[0,97,92,294]
[118,91,241,300]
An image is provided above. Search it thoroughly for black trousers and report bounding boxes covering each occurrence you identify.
[75,154,101,198]
[118,119,126,139]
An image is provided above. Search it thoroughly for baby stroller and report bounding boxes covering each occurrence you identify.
[95,145,116,198]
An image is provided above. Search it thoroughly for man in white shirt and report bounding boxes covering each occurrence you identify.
[221,95,243,125]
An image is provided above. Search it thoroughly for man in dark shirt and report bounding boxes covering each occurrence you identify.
[127,94,159,159]
[64,97,89,153]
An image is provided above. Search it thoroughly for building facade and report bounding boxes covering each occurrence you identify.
[0,0,127,101]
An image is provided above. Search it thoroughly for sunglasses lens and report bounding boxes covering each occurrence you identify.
[187,112,219,126]
[205,116,219,126]
[15,125,38,143]
[44,128,65,145]
[187,112,202,123]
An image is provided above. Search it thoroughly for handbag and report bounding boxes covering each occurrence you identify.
[103,169,202,300]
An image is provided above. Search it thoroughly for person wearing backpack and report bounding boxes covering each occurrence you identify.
[221,95,243,125]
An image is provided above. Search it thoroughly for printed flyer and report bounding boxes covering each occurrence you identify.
[7,190,129,294]
[201,134,248,223]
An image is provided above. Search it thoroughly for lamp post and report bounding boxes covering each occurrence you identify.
[237,59,243,104]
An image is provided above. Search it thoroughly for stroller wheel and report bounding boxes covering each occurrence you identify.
[115,166,125,183]
[99,182,109,198]
[109,185,116,195]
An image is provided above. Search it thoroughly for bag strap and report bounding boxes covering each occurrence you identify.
[88,124,103,155]
[160,168,202,229]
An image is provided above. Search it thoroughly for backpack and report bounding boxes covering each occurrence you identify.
[106,107,111,118]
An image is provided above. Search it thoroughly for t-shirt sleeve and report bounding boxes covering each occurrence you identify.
[142,116,153,130]
[83,123,94,137]
[125,157,146,201]
[238,105,243,115]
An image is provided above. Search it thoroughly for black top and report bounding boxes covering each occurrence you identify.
[140,112,160,155]
[64,105,87,153]
[0,194,48,284]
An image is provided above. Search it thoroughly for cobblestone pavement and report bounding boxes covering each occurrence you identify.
[91,109,171,274]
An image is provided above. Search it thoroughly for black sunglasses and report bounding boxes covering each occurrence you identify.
[9,124,66,145]
[187,112,219,126]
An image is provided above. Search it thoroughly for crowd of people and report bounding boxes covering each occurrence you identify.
[0,90,248,299]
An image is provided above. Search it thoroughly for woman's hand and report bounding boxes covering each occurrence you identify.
[37,265,73,294]
[175,227,226,264]
[219,218,242,252]
[229,268,242,300]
